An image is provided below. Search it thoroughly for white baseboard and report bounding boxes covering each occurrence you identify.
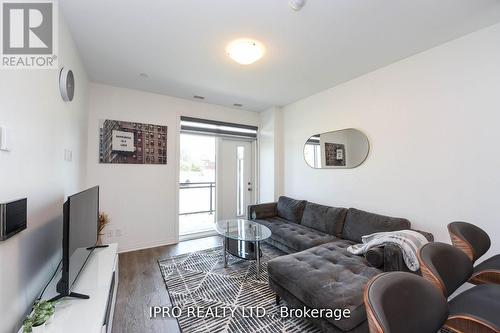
[115,232,219,254]
[117,238,179,253]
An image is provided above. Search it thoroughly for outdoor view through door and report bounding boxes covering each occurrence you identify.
[179,134,216,235]
[179,117,258,237]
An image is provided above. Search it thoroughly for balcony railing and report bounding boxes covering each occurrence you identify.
[179,182,215,215]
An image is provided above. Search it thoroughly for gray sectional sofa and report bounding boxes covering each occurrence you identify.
[249,196,433,333]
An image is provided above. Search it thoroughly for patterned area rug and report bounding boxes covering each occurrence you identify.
[158,244,321,333]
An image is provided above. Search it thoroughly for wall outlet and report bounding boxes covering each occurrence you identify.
[104,229,122,238]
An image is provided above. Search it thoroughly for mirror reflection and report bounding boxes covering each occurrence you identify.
[304,128,369,169]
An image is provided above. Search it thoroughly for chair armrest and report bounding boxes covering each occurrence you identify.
[248,202,277,220]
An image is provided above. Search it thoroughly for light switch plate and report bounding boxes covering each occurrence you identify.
[0,126,9,151]
[64,148,73,161]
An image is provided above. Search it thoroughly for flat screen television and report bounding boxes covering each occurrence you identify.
[53,186,99,301]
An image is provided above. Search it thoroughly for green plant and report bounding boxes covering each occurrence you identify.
[23,300,56,331]
[22,317,33,333]
[35,300,55,317]
[31,311,48,328]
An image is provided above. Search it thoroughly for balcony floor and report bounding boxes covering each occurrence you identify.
[179,212,215,236]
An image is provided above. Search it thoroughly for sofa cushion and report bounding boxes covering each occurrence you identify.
[277,196,307,224]
[254,217,336,252]
[301,202,347,237]
[268,241,381,331]
[342,208,411,243]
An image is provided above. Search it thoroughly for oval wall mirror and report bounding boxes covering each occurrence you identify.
[304,128,369,169]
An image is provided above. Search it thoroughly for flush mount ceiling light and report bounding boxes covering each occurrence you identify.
[226,39,265,65]
[289,0,306,11]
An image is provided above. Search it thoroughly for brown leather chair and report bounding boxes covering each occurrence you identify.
[364,271,449,333]
[448,221,500,285]
[418,242,500,333]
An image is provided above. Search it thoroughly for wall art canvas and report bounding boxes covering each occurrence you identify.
[325,142,346,166]
[99,119,167,164]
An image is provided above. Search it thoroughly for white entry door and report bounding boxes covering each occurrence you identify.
[217,138,255,220]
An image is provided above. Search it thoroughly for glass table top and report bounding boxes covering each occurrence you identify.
[214,219,272,242]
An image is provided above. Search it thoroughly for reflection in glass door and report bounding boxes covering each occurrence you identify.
[179,133,216,236]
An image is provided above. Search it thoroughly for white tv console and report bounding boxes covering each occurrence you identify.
[20,243,119,333]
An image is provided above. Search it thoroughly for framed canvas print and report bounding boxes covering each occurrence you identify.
[99,119,167,164]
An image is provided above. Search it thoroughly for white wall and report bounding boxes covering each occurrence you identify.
[0,19,89,333]
[282,22,500,257]
[259,108,276,202]
[274,108,284,200]
[259,107,284,202]
[86,84,260,252]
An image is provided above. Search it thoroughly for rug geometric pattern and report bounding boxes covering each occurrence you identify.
[158,244,321,333]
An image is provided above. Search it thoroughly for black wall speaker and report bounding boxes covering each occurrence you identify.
[0,198,27,241]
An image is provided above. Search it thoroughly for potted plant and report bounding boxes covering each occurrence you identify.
[35,301,55,324]
[23,311,47,333]
[22,317,33,333]
[22,300,56,332]
[30,310,48,333]
[98,212,110,245]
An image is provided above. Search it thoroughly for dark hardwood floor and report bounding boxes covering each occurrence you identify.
[112,236,222,333]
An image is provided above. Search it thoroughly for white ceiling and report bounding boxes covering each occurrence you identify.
[61,0,500,112]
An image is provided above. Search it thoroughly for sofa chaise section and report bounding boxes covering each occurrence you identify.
[268,241,380,332]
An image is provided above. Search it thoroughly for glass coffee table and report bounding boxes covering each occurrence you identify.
[214,219,272,279]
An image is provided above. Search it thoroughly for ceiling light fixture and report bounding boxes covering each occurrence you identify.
[226,38,265,65]
[289,0,306,11]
